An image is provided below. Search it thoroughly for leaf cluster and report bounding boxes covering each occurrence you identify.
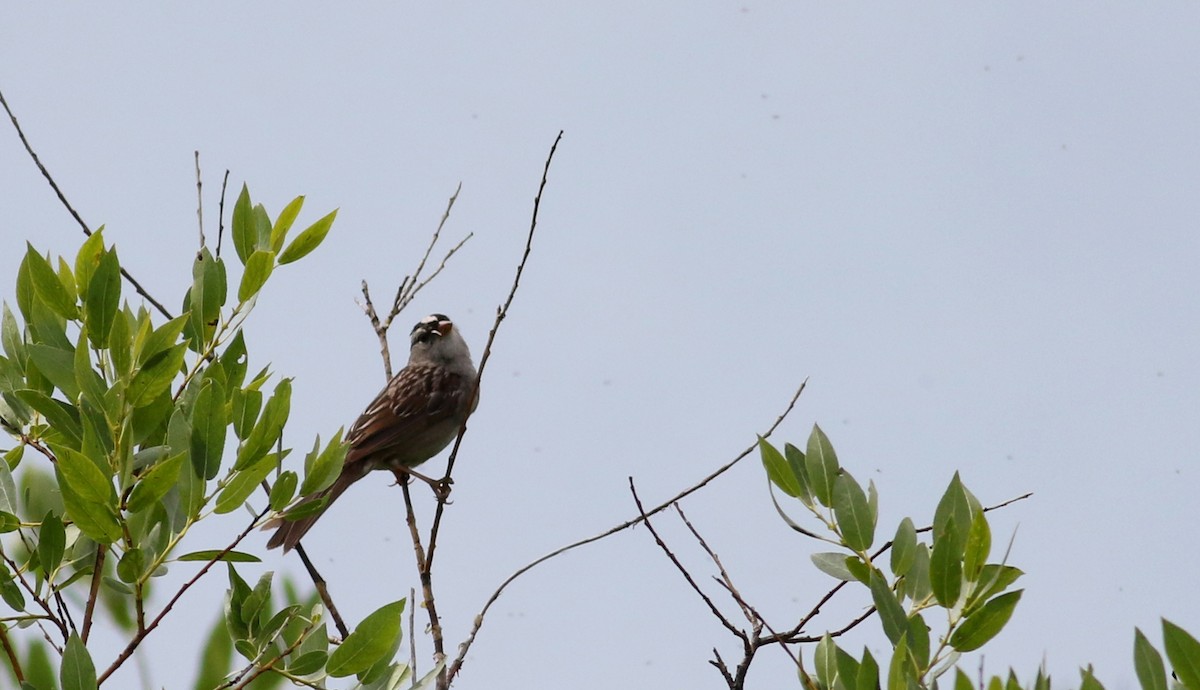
[0,186,413,689]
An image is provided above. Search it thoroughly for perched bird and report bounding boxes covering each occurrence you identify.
[267,313,478,552]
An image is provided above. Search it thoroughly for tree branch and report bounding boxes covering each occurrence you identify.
[446,376,807,684]
[0,86,174,320]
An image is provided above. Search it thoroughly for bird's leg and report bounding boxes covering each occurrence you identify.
[390,467,454,501]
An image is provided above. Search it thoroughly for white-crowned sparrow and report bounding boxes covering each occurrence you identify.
[267,313,478,551]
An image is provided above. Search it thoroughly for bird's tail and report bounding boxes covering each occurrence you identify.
[265,465,364,552]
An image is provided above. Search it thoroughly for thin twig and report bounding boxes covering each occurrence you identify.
[0,624,23,683]
[81,544,106,643]
[97,507,269,684]
[674,503,754,624]
[0,86,174,320]
[0,552,67,641]
[629,483,742,639]
[195,151,205,248]
[216,170,230,258]
[400,478,445,674]
[437,131,563,688]
[446,376,807,684]
[293,544,350,640]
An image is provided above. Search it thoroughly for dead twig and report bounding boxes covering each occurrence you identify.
[447,376,806,684]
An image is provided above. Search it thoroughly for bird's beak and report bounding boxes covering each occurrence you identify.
[435,320,454,337]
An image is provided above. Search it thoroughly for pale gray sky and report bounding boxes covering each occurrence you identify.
[2,4,1198,689]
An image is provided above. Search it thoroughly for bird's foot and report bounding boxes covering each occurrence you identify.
[391,468,454,501]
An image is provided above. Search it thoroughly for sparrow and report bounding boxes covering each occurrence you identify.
[267,313,478,551]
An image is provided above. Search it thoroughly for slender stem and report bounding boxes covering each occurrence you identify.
[81,545,106,643]
[0,624,23,683]
[293,544,349,639]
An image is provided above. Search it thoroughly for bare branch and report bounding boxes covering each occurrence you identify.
[293,544,350,640]
[216,169,230,259]
[0,86,174,320]
[195,151,205,248]
[629,483,743,639]
[81,544,105,643]
[448,376,806,684]
[440,131,564,687]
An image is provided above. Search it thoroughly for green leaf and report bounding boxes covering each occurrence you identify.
[271,196,306,253]
[191,247,226,324]
[17,389,82,445]
[177,550,261,563]
[963,510,991,582]
[58,476,122,544]
[300,428,346,496]
[0,459,16,515]
[216,454,278,514]
[0,512,18,533]
[137,314,190,365]
[231,387,261,441]
[815,634,837,690]
[1164,619,1200,690]
[127,452,186,514]
[194,612,234,690]
[907,613,931,670]
[811,552,858,582]
[56,446,113,505]
[955,669,975,690]
[2,303,25,363]
[1134,628,1167,690]
[933,472,974,555]
[241,570,273,631]
[0,562,25,611]
[805,423,839,507]
[108,308,133,377]
[1080,665,1106,690]
[38,511,66,577]
[74,330,105,407]
[857,648,880,690]
[288,650,327,676]
[833,470,874,551]
[278,208,337,265]
[965,565,1024,615]
[57,258,78,312]
[74,229,106,295]
[128,343,187,408]
[783,442,814,507]
[904,544,932,603]
[759,437,802,498]
[869,570,907,646]
[327,600,405,678]
[60,632,98,690]
[235,378,291,470]
[27,343,80,401]
[887,635,915,690]
[26,244,78,320]
[190,378,227,480]
[232,185,255,264]
[269,471,298,511]
[930,516,963,607]
[836,647,861,690]
[85,250,121,348]
[237,249,276,303]
[891,518,917,578]
[949,589,1023,652]
[116,547,146,584]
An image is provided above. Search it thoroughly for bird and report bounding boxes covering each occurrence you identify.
[267,313,478,552]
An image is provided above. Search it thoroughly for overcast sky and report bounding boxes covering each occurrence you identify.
[2,4,1198,689]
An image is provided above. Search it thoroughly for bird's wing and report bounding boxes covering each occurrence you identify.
[342,364,472,466]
